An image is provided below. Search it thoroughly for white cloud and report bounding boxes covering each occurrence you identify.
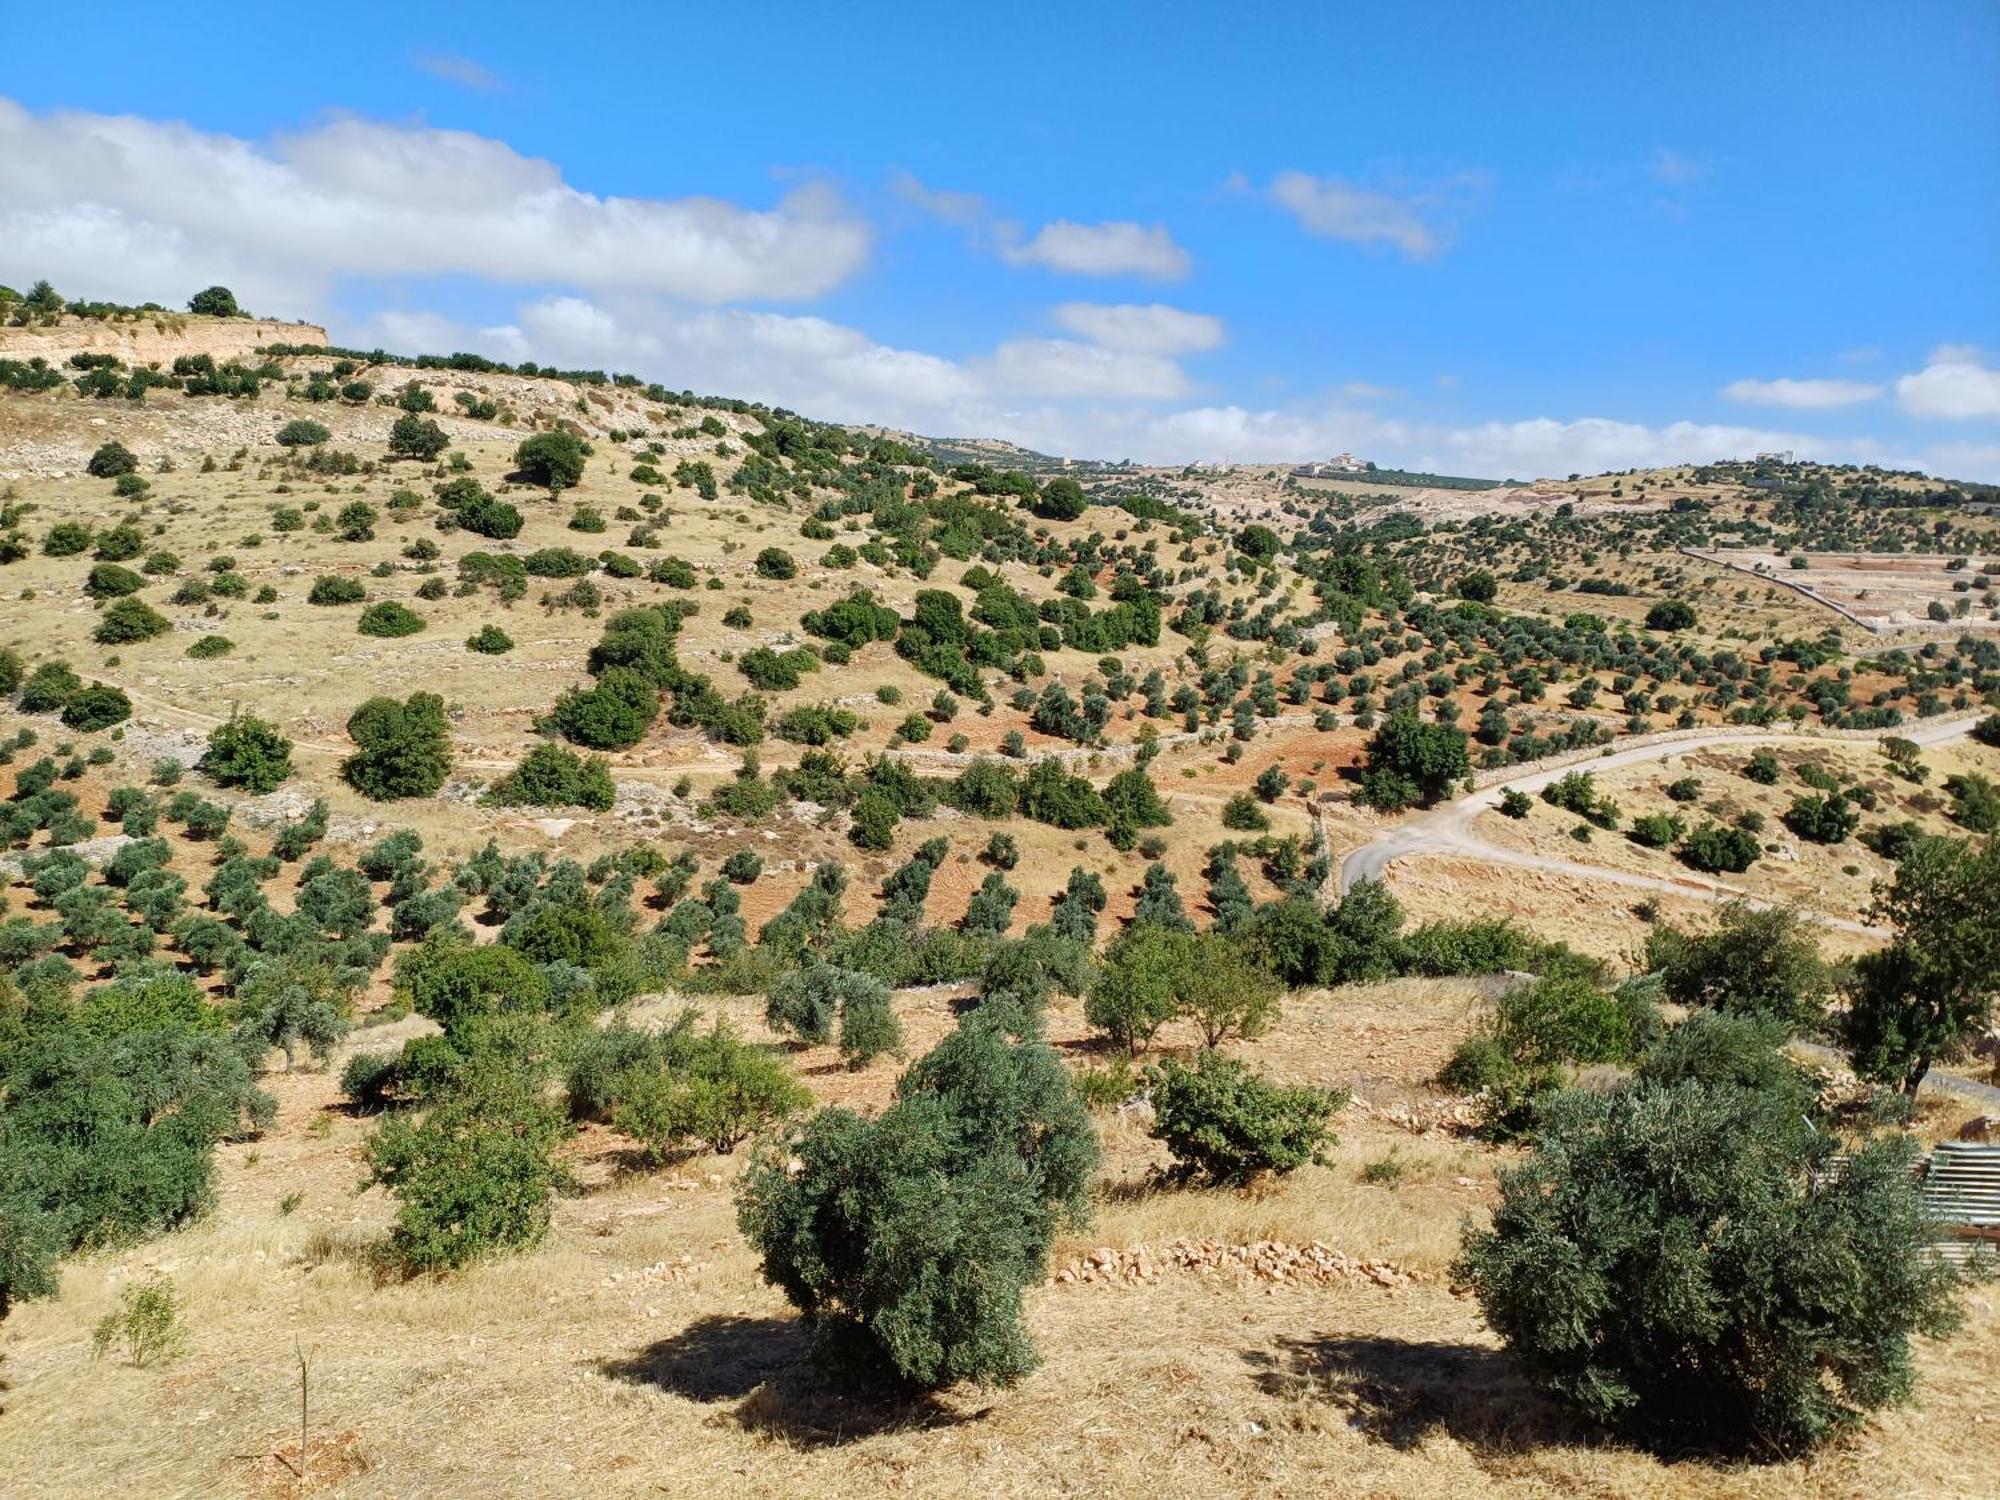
[1432,416,1824,479]
[1049,302,1222,354]
[1897,346,2000,420]
[887,168,990,230]
[998,220,1191,280]
[1268,171,1450,259]
[413,52,504,92]
[0,97,869,311]
[1720,376,1881,410]
[892,172,1191,281]
[981,339,1192,400]
[332,292,2000,481]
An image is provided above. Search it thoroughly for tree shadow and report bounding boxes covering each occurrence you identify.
[1246,1333,1573,1455]
[599,1314,804,1402]
[597,1314,972,1448]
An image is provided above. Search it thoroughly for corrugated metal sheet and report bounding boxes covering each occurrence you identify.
[1921,1142,2000,1265]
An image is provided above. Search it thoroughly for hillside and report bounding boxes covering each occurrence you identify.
[2,291,1998,1499]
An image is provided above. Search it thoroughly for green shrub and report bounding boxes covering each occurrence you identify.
[754,547,797,579]
[275,418,331,447]
[90,1276,188,1367]
[93,598,170,644]
[86,440,138,478]
[343,691,452,800]
[1357,713,1470,811]
[1679,820,1761,873]
[0,976,272,1315]
[340,1049,402,1111]
[608,1020,810,1160]
[736,1016,1096,1388]
[186,634,233,659]
[766,962,887,1047]
[198,712,293,794]
[1458,1082,1961,1454]
[546,667,658,750]
[387,413,448,460]
[84,562,145,598]
[59,682,132,732]
[1635,1009,1811,1103]
[513,430,588,490]
[396,937,551,1037]
[362,1054,569,1274]
[1643,902,1829,1030]
[837,987,904,1069]
[485,742,615,812]
[357,601,425,638]
[720,849,763,884]
[1147,1051,1344,1185]
[308,575,367,606]
[1220,791,1268,830]
[1399,917,1534,977]
[1784,792,1859,845]
[18,661,82,714]
[466,624,514,655]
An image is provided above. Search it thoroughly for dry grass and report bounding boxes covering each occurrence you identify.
[4,976,1996,1499]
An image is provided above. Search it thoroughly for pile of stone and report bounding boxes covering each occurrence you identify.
[1049,1237,1425,1291]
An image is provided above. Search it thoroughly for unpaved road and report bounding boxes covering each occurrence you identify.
[1336,714,1984,937]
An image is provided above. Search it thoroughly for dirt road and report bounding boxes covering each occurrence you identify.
[1335,714,1984,936]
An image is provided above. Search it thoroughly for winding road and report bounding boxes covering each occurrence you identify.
[1334,714,1985,938]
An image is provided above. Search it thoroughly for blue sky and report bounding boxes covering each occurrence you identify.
[5,0,1997,477]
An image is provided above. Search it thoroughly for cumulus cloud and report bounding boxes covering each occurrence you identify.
[891,171,1192,280]
[1720,376,1882,410]
[1049,302,1222,354]
[998,220,1191,280]
[1268,171,1454,259]
[325,291,2000,481]
[1897,346,2000,420]
[980,339,1193,400]
[888,175,1184,284]
[0,97,869,311]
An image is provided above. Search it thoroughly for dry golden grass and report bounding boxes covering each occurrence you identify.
[4,978,1997,1499]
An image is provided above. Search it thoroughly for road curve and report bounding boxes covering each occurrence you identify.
[1335,714,1984,937]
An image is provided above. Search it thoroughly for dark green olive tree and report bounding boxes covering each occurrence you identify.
[1458,1080,1962,1455]
[736,1014,1096,1388]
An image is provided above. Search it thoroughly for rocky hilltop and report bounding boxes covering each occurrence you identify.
[0,312,325,368]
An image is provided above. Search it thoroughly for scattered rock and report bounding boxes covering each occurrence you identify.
[1048,1237,1428,1291]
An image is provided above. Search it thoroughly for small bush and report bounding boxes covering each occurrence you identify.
[91,1276,188,1367]
[59,682,132,732]
[766,963,886,1047]
[485,742,615,812]
[198,712,293,793]
[87,440,138,478]
[93,598,170,645]
[358,601,426,638]
[363,1057,570,1274]
[513,430,588,490]
[1147,1052,1344,1185]
[837,987,903,1069]
[466,624,514,655]
[275,419,331,447]
[308,575,366,606]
